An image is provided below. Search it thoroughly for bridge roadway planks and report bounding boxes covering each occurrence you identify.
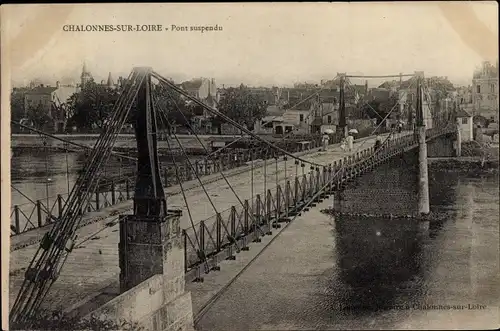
[9,132,406,313]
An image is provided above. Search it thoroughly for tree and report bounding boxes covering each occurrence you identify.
[66,80,120,131]
[361,94,399,125]
[426,77,455,97]
[11,88,27,122]
[26,103,51,129]
[217,87,267,130]
[152,84,196,129]
[11,310,143,331]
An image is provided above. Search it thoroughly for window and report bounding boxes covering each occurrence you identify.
[462,118,468,124]
[491,84,495,93]
[327,115,332,124]
[477,85,481,93]
[299,114,304,122]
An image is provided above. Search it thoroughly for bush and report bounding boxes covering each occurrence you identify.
[10,310,144,331]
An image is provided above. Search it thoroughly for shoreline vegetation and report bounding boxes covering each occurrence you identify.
[320,209,451,223]
[428,157,499,174]
[320,155,498,221]
[9,311,143,331]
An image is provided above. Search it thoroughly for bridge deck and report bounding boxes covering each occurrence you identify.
[9,132,403,313]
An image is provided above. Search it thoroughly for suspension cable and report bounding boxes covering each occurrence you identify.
[158,86,260,225]
[153,72,324,168]
[194,99,408,325]
[346,74,415,79]
[155,105,211,272]
[152,94,220,216]
[32,71,144,317]
[344,79,385,121]
[10,69,144,325]
[157,102,250,254]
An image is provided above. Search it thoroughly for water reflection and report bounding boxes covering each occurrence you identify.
[331,215,426,314]
[428,170,459,239]
[10,150,203,212]
[320,170,464,317]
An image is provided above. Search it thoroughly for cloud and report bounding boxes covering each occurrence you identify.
[5,3,498,87]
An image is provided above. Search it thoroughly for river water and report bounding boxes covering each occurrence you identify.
[11,150,133,207]
[10,150,192,231]
[195,166,499,330]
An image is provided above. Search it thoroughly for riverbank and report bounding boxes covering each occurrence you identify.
[428,157,499,174]
[320,209,451,223]
[11,134,211,154]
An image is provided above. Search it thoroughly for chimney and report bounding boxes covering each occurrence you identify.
[56,81,60,88]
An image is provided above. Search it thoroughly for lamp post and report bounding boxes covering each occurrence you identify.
[42,136,51,222]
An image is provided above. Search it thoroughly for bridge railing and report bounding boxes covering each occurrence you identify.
[10,176,133,235]
[181,126,466,275]
[181,131,426,276]
[11,127,451,243]
[10,140,325,236]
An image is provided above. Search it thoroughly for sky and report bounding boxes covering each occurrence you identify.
[2,2,499,88]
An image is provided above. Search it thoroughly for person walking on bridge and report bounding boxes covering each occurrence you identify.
[340,137,347,152]
[374,135,382,151]
[397,121,403,133]
[346,133,354,152]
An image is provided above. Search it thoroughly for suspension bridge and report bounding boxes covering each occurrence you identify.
[8,68,461,330]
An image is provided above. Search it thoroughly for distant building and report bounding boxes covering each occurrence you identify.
[457,86,473,105]
[247,87,280,105]
[80,61,119,90]
[24,81,79,132]
[369,88,392,102]
[254,104,310,135]
[472,61,499,122]
[398,86,433,129]
[456,108,473,142]
[80,62,93,87]
[180,78,217,111]
[102,72,117,89]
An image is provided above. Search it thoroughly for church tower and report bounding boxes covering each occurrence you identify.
[106,72,115,89]
[81,62,93,87]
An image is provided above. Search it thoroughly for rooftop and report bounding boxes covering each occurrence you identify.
[181,79,204,90]
[456,109,472,118]
[26,86,58,95]
[266,105,285,117]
